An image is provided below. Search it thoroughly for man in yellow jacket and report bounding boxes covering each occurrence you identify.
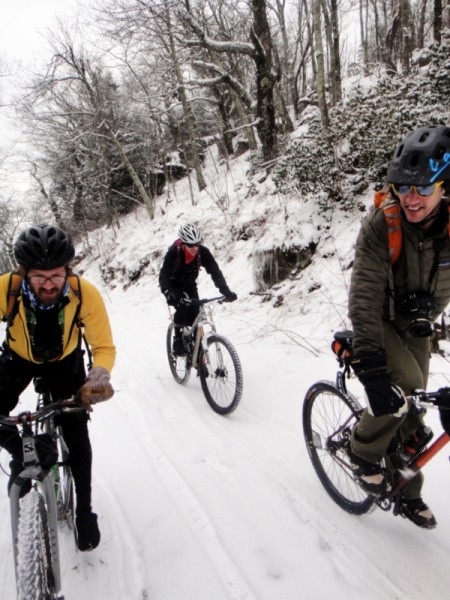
[0,224,116,551]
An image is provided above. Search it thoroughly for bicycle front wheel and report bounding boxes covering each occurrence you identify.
[54,435,75,529]
[302,381,374,515]
[166,323,191,385]
[16,489,55,600]
[199,334,243,415]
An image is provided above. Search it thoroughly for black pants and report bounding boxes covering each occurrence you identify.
[0,348,93,514]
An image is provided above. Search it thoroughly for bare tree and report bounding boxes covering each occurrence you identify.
[313,0,330,134]
[433,0,443,43]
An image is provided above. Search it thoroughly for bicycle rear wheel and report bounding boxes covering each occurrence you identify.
[166,323,191,385]
[303,381,374,515]
[16,488,56,600]
[199,334,243,415]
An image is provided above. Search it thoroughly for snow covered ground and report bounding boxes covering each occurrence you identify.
[1,274,450,600]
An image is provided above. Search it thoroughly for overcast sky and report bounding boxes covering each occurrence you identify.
[0,0,81,65]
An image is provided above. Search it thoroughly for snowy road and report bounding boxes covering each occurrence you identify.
[1,292,450,599]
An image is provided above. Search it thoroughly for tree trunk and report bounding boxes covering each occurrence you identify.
[434,0,443,44]
[313,0,330,136]
[417,0,428,48]
[360,0,370,75]
[165,0,206,194]
[251,0,279,163]
[400,0,412,75]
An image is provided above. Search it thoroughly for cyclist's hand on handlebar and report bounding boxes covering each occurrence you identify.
[164,290,178,306]
[437,388,450,435]
[364,382,408,417]
[223,290,237,302]
[352,353,407,417]
[79,367,114,412]
[177,292,192,306]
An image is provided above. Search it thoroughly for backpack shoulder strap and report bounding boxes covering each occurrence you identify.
[2,272,23,343]
[67,274,93,369]
[4,272,23,321]
[172,239,183,272]
[374,191,402,265]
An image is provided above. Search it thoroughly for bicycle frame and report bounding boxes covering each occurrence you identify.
[180,297,222,368]
[391,431,450,495]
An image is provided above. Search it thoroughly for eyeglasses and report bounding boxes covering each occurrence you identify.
[28,274,66,286]
[391,181,444,197]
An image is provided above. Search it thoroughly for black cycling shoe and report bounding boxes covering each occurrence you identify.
[75,511,101,551]
[400,498,437,529]
[8,461,32,498]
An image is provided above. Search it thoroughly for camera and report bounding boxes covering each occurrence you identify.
[396,292,436,338]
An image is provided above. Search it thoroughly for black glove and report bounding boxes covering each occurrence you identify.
[178,292,191,306]
[164,290,178,307]
[438,388,450,435]
[223,290,237,302]
[439,409,450,435]
[351,353,407,417]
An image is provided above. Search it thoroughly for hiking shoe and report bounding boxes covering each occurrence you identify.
[400,498,437,529]
[8,461,32,498]
[172,337,186,357]
[346,446,386,496]
[75,511,101,551]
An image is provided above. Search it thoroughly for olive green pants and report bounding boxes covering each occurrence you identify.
[351,322,431,499]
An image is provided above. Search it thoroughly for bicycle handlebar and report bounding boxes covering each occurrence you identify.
[0,399,86,427]
[409,387,450,410]
[179,296,226,307]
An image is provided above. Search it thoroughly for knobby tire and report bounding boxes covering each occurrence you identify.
[302,381,374,515]
[16,489,55,600]
[199,334,243,415]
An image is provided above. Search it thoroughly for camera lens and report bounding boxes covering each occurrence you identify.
[409,318,433,338]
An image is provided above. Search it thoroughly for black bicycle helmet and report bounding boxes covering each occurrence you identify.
[387,125,450,185]
[14,224,75,269]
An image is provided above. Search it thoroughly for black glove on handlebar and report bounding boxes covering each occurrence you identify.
[351,353,407,417]
[223,290,237,302]
[438,388,450,435]
[440,409,450,436]
[177,292,191,306]
[164,290,178,306]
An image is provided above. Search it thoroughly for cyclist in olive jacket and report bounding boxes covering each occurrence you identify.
[348,125,450,529]
[159,223,237,356]
[0,224,116,551]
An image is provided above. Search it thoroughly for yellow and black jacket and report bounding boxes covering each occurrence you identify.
[0,273,116,372]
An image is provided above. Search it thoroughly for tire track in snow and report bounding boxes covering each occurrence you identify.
[121,397,257,600]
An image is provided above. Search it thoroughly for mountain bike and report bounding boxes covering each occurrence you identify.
[1,378,86,600]
[302,330,450,519]
[166,296,243,415]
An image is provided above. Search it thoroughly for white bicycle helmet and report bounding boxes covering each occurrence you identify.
[178,223,203,244]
